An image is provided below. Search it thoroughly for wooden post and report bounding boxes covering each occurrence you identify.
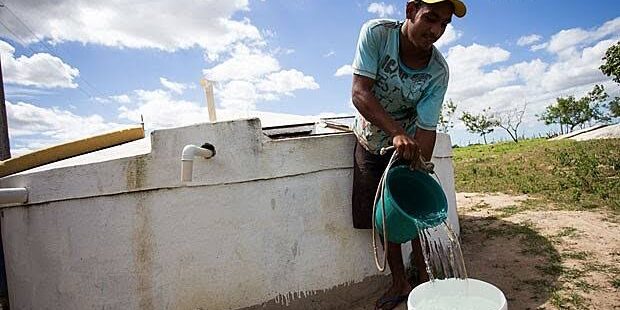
[200,79,217,123]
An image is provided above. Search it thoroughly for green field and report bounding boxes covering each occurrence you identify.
[453,138,620,213]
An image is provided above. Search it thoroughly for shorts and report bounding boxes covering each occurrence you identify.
[351,141,396,229]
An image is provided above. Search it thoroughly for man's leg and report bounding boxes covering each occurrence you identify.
[376,242,411,309]
[387,241,412,292]
[411,237,430,283]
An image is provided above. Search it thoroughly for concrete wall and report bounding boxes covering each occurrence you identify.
[0,118,457,310]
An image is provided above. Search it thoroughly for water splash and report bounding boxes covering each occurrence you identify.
[416,220,467,281]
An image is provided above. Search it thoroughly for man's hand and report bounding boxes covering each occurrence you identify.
[392,133,420,164]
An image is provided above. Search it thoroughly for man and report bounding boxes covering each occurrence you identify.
[350,0,466,309]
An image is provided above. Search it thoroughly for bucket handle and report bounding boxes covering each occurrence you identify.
[371,148,399,272]
[371,146,443,272]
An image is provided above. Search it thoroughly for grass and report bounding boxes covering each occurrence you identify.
[453,138,620,213]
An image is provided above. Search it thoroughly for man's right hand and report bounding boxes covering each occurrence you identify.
[392,133,420,163]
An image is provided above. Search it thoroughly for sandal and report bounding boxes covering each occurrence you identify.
[375,294,409,310]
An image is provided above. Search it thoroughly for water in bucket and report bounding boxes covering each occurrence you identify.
[408,279,508,310]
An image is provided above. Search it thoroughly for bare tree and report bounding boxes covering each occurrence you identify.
[492,103,527,143]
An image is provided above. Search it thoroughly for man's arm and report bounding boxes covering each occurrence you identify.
[352,74,421,161]
[414,128,436,162]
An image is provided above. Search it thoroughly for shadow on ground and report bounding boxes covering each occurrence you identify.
[460,215,562,310]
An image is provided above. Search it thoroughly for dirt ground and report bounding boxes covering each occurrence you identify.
[353,192,620,310]
[457,193,619,310]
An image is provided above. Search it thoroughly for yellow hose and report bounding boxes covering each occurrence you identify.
[0,125,144,178]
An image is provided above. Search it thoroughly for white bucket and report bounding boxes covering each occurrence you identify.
[407,278,507,310]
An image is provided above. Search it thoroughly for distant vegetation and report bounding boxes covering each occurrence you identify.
[446,41,620,144]
[453,138,620,213]
[538,84,613,134]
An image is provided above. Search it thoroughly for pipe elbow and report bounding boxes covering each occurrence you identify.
[0,188,29,205]
[182,144,215,161]
[181,143,216,183]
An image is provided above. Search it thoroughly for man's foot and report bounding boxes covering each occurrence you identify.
[375,282,412,310]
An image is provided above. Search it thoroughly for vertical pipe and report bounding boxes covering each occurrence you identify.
[0,51,9,304]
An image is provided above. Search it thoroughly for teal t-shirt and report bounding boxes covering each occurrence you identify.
[352,19,449,154]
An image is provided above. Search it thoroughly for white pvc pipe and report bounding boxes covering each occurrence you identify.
[181,145,215,182]
[0,188,28,205]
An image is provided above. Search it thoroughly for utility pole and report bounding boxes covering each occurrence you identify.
[0,54,10,160]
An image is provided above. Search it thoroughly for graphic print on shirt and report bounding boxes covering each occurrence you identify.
[374,54,431,129]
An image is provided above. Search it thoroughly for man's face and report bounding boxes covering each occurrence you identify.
[406,2,454,50]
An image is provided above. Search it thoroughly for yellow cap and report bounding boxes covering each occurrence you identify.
[412,0,467,18]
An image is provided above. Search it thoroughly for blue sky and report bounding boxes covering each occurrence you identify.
[1,0,619,154]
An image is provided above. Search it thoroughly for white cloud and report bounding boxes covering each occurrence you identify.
[257,69,319,95]
[111,94,132,104]
[530,43,548,52]
[6,100,124,152]
[273,47,295,55]
[0,0,261,59]
[334,65,354,77]
[541,39,617,91]
[217,80,260,110]
[159,77,187,94]
[203,44,280,82]
[1,1,319,119]
[546,17,620,58]
[547,28,591,57]
[446,44,513,99]
[324,50,336,58]
[0,40,79,88]
[435,24,461,48]
[367,2,395,18]
[118,89,206,128]
[446,40,611,113]
[448,44,511,71]
[4,85,53,99]
[203,43,319,111]
[517,34,542,46]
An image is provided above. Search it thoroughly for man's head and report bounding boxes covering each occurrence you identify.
[408,0,466,18]
[404,0,466,50]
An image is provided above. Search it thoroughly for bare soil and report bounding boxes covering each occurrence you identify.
[458,192,620,310]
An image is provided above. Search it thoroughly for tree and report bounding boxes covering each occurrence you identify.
[610,97,620,118]
[538,85,610,133]
[460,108,498,144]
[438,99,457,133]
[600,41,620,120]
[539,100,567,134]
[586,84,610,124]
[492,104,527,143]
[600,41,620,84]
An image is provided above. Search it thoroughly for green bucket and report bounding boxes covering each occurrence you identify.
[375,165,448,244]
